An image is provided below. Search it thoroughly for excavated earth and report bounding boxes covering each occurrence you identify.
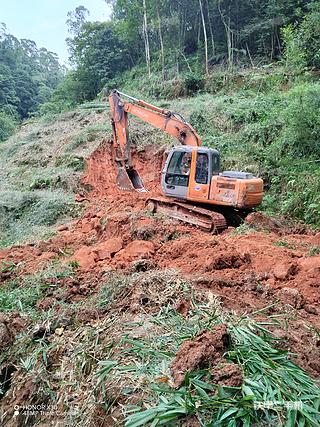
[0,139,320,423]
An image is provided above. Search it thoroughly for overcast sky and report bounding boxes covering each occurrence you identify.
[0,0,112,65]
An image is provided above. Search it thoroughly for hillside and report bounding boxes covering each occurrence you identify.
[1,67,320,251]
[1,81,320,425]
[0,110,108,247]
[1,0,320,425]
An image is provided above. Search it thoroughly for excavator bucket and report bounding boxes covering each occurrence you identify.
[116,163,146,192]
[110,91,146,192]
[127,167,145,191]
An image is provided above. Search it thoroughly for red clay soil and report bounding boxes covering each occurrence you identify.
[171,324,230,387]
[1,139,320,376]
[1,140,319,304]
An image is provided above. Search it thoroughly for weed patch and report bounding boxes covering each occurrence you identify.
[0,190,79,247]
[67,125,109,152]
[0,264,75,315]
[273,240,296,250]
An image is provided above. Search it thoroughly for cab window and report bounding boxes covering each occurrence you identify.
[165,151,191,187]
[195,153,209,184]
[211,152,220,174]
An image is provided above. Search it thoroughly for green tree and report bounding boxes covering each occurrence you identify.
[0,26,64,125]
[299,2,320,68]
[67,21,130,100]
[0,111,16,141]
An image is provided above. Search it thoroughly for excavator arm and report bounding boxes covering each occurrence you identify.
[109,89,201,190]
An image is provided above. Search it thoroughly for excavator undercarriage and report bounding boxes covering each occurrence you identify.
[146,197,228,233]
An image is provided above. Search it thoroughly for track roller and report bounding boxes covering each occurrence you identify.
[146,197,227,233]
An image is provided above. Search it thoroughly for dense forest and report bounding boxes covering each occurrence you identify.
[54,0,320,104]
[0,23,65,140]
[1,1,320,117]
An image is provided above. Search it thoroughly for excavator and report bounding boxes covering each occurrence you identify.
[109,89,263,233]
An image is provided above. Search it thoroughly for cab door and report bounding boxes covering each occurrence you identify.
[188,151,210,201]
[161,150,191,199]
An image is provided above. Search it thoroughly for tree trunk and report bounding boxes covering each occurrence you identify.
[156,4,165,80]
[205,0,215,58]
[142,0,151,77]
[197,12,201,46]
[199,0,208,74]
[218,1,233,72]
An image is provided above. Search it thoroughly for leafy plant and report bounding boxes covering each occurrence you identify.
[0,260,17,273]
[0,111,17,142]
[96,299,320,427]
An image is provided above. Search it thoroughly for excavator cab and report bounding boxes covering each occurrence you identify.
[162,146,220,200]
[162,145,263,210]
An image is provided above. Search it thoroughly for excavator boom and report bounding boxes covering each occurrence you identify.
[109,90,202,191]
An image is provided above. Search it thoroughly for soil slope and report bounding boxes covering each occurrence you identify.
[0,139,319,425]
[2,140,319,310]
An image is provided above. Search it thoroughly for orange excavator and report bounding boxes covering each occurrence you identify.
[109,89,263,232]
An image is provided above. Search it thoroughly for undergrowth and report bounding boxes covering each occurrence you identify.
[0,190,80,247]
[0,263,75,315]
[1,270,319,426]
[0,109,107,247]
[94,283,320,427]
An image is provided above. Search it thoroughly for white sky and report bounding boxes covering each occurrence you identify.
[0,0,112,65]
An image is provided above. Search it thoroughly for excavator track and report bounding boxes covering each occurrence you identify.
[146,197,227,234]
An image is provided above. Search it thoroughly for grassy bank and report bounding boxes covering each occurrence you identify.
[0,110,108,247]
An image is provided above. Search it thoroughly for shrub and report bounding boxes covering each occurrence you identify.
[281,24,306,72]
[183,71,204,95]
[0,111,17,142]
[264,162,320,227]
[299,2,320,69]
[281,83,320,158]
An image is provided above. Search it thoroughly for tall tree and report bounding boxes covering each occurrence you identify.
[156,3,165,80]
[199,0,209,74]
[142,0,151,76]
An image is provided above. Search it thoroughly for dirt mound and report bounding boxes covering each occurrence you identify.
[80,139,164,199]
[211,362,243,387]
[205,251,251,271]
[246,211,311,235]
[171,324,230,387]
[112,270,192,313]
[0,312,28,349]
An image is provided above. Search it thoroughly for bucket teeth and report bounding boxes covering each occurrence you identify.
[116,167,135,191]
